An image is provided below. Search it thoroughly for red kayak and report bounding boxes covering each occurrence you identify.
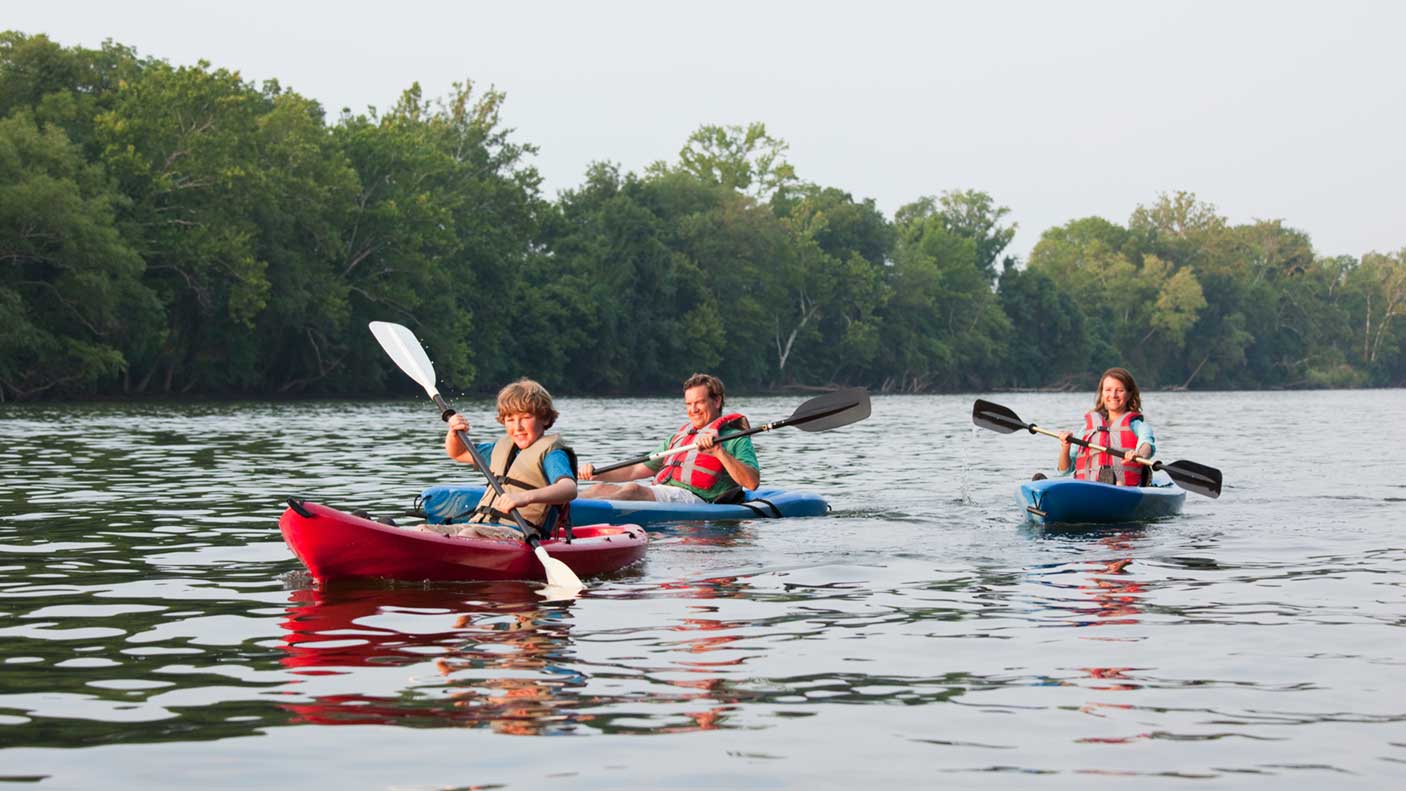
[279,499,647,583]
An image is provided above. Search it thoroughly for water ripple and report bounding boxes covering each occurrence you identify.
[1,394,1404,786]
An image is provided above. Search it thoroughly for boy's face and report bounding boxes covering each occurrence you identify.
[502,412,545,449]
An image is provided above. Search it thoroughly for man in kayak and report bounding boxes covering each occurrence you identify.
[420,378,577,540]
[580,373,760,503]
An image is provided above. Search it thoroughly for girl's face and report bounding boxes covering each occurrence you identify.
[1099,376,1130,414]
[502,412,545,449]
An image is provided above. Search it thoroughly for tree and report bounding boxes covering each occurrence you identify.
[0,32,144,151]
[1347,249,1406,382]
[895,190,1015,282]
[521,163,721,392]
[769,185,892,384]
[329,80,544,394]
[0,112,156,400]
[876,193,1014,391]
[655,121,797,201]
[997,263,1091,388]
[93,59,276,393]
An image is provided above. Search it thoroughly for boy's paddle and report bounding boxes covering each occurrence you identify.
[971,398,1222,499]
[591,387,872,476]
[368,320,585,592]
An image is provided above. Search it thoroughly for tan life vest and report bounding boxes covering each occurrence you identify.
[468,433,576,536]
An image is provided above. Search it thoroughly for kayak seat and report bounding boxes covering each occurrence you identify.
[711,486,746,505]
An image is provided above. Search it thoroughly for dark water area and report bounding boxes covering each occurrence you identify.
[1,391,1403,789]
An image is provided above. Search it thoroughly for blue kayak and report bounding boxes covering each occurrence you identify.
[418,485,829,527]
[1017,477,1185,525]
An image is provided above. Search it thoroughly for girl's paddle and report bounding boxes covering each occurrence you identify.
[368,320,585,593]
[591,387,872,476]
[971,398,1222,498]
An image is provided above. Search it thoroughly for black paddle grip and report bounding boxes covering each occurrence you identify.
[432,394,456,422]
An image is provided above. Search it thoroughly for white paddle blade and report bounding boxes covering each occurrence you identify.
[369,321,439,397]
[535,546,585,592]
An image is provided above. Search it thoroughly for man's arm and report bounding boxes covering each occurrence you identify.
[581,462,655,482]
[704,434,759,490]
[716,447,760,489]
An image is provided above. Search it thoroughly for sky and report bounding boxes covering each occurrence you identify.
[8,1,1404,261]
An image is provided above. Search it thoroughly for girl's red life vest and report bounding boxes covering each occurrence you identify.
[652,413,748,492]
[1074,410,1145,486]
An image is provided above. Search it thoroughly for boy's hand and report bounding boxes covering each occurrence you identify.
[496,491,531,511]
[448,414,471,434]
[580,463,596,480]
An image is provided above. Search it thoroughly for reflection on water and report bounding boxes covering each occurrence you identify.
[276,576,782,737]
[2,393,1405,787]
[281,583,583,734]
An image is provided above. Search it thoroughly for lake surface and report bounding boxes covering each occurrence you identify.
[2,391,1404,789]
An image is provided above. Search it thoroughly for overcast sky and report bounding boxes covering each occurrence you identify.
[8,1,1404,260]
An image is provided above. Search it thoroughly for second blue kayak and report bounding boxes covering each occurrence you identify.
[418,485,829,527]
[1018,477,1186,525]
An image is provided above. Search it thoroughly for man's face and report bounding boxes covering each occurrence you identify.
[684,385,722,429]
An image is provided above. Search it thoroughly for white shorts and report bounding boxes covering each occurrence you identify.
[645,484,705,504]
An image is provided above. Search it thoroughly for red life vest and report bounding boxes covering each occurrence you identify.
[652,412,747,492]
[1074,410,1145,486]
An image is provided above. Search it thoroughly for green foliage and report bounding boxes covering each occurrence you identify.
[0,110,155,400]
[873,192,1014,391]
[2,33,1402,399]
[655,121,797,201]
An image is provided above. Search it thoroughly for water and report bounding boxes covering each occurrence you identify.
[1,391,1403,789]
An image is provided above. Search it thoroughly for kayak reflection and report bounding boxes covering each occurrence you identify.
[279,582,583,735]
[278,581,743,735]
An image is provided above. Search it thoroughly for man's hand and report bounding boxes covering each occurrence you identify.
[696,428,720,452]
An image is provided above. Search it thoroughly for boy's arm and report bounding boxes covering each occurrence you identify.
[446,433,492,466]
[496,449,578,510]
[505,477,578,508]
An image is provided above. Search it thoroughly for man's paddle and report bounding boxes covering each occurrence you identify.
[591,387,871,476]
[971,398,1222,498]
[368,320,585,592]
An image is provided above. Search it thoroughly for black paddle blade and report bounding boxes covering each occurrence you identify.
[1161,459,1223,499]
[972,399,1028,434]
[787,388,871,432]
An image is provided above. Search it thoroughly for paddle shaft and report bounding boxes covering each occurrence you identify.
[591,419,779,476]
[1028,423,1159,470]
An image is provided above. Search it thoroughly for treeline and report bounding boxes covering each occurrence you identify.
[2,32,1403,401]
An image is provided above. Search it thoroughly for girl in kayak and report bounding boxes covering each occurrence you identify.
[420,378,578,540]
[1055,367,1156,486]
